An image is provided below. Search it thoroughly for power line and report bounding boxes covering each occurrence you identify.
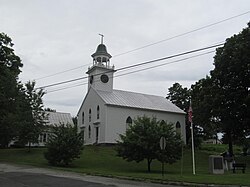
[35,64,91,80]
[113,10,250,57]
[33,11,249,81]
[45,50,215,94]
[115,43,223,72]
[40,42,223,91]
[46,82,88,93]
[115,50,215,78]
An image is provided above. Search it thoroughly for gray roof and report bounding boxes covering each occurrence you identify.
[96,89,185,114]
[45,111,73,126]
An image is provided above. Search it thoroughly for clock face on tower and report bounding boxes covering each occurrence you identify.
[100,74,109,83]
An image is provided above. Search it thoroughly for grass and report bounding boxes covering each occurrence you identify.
[0,144,250,186]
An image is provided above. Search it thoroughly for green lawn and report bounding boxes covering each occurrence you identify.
[0,144,249,186]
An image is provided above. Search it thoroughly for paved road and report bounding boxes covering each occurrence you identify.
[0,164,183,187]
[0,172,113,187]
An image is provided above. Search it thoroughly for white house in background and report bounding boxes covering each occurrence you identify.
[37,111,74,146]
[77,42,186,145]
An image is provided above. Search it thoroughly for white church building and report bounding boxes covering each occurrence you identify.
[77,42,186,145]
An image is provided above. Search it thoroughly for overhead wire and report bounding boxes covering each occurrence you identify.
[33,11,250,81]
[35,64,91,80]
[45,49,216,94]
[46,50,215,94]
[113,11,250,57]
[37,42,223,90]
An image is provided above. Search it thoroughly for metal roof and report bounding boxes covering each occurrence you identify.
[96,89,185,114]
[45,111,73,126]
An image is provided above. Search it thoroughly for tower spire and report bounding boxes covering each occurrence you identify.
[99,33,104,44]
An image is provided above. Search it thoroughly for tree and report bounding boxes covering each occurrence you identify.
[0,32,23,147]
[166,83,190,110]
[167,82,209,147]
[116,116,182,172]
[191,76,221,141]
[44,124,84,166]
[210,22,250,154]
[72,116,78,125]
[166,83,192,143]
[17,81,46,149]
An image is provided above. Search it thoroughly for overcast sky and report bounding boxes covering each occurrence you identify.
[1,0,249,116]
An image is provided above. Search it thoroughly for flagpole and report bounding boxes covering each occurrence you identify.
[191,121,196,175]
[189,100,196,175]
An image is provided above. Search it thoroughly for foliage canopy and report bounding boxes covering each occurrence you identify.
[116,116,182,172]
[44,124,84,166]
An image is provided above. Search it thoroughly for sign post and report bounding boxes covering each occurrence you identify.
[160,136,166,177]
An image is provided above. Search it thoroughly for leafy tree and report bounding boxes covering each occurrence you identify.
[44,124,84,166]
[166,83,192,143]
[191,77,221,141]
[72,116,78,125]
[167,82,210,147]
[17,81,46,150]
[166,83,190,110]
[116,116,182,172]
[0,32,23,147]
[0,33,46,149]
[210,22,250,154]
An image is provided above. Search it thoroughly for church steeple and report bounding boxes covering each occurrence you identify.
[87,38,116,92]
[91,34,112,68]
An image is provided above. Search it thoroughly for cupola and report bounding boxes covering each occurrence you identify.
[91,35,112,67]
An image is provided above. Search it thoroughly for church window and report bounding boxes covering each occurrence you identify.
[43,133,47,143]
[126,116,132,130]
[82,112,84,124]
[160,120,165,125]
[102,57,107,62]
[176,121,181,134]
[97,105,100,119]
[97,57,101,63]
[89,109,91,122]
[176,121,181,128]
[88,125,91,139]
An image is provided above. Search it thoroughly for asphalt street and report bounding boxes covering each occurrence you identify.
[0,172,113,187]
[0,164,183,187]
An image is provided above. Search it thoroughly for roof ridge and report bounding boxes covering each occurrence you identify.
[46,111,71,115]
[112,89,165,98]
[96,89,185,114]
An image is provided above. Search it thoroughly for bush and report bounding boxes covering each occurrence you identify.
[44,124,84,166]
[116,116,183,172]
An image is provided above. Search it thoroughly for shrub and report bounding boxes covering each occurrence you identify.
[44,124,84,166]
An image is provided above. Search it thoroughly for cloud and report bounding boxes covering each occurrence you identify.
[1,0,250,115]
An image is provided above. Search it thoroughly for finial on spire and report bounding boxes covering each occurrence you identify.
[99,33,104,44]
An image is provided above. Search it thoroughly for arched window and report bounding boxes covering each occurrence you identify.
[102,57,107,62]
[89,109,91,122]
[176,121,181,128]
[126,116,132,129]
[97,105,100,119]
[82,112,84,124]
[88,125,91,139]
[176,121,181,134]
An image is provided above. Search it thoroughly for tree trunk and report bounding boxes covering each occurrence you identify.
[227,130,233,155]
[147,158,152,172]
[28,142,31,152]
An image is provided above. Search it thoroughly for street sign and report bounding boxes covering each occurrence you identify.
[160,136,166,150]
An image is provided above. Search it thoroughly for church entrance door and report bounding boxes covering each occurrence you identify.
[95,127,99,144]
